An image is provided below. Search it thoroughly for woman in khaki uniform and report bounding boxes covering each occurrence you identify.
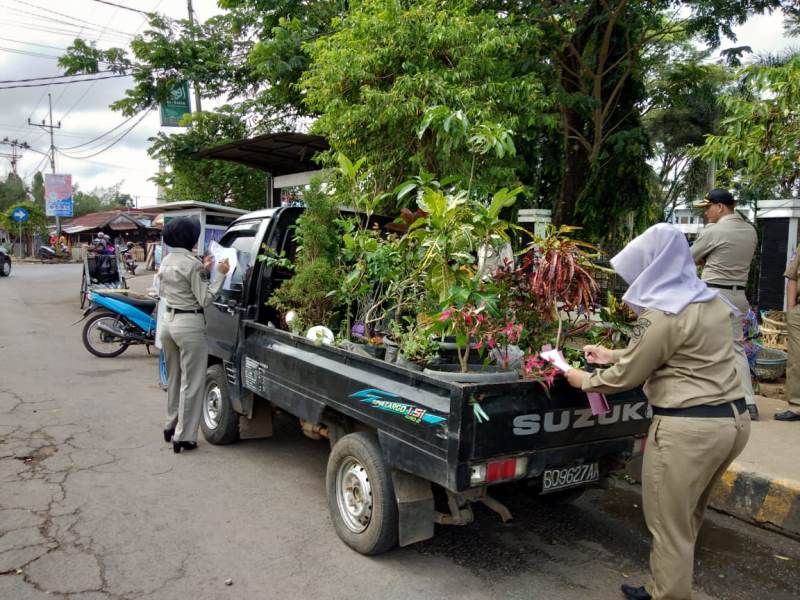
[158,217,229,453]
[778,246,800,420]
[565,224,750,600]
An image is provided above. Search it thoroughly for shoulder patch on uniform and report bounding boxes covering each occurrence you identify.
[630,318,652,342]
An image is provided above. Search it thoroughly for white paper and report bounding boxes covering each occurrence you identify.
[540,349,573,373]
[207,240,238,290]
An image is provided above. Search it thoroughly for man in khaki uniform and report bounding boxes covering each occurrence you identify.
[778,247,800,420]
[563,224,750,600]
[691,189,759,419]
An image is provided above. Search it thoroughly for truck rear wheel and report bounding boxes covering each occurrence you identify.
[200,365,240,445]
[326,432,398,555]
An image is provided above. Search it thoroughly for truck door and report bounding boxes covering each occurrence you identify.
[205,218,267,362]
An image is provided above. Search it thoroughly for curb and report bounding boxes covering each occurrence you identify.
[709,462,800,539]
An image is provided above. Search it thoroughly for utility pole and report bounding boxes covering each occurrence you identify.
[187,0,202,112]
[0,138,29,176]
[28,93,62,233]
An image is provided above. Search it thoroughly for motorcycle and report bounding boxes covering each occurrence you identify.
[121,243,137,276]
[38,244,70,260]
[77,289,157,358]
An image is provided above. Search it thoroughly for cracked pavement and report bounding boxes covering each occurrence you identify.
[2,263,800,600]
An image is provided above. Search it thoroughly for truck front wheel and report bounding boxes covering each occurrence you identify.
[200,365,240,445]
[326,432,398,555]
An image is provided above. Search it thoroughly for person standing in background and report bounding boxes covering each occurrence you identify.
[777,246,800,420]
[158,217,229,453]
[691,188,759,420]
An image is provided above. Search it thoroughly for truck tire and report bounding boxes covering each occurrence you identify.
[326,432,398,555]
[200,365,240,445]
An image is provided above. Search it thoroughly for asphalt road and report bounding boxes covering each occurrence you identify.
[1,263,799,600]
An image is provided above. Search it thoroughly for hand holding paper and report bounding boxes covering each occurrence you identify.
[540,349,572,373]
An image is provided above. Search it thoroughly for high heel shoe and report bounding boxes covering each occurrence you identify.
[172,441,198,454]
[163,428,175,443]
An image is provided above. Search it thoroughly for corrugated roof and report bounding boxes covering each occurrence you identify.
[62,210,159,231]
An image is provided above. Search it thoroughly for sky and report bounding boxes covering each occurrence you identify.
[0,2,797,209]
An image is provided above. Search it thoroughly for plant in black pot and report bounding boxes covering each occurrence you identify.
[389,319,440,371]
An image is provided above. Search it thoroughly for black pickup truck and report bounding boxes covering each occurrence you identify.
[200,206,650,555]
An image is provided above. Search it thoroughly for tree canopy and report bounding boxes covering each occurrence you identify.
[58,0,798,242]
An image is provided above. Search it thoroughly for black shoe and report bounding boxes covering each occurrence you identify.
[621,584,651,600]
[163,428,175,443]
[172,441,198,453]
[747,404,759,420]
[775,409,800,421]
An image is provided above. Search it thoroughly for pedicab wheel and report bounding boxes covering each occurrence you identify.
[80,271,88,308]
[326,432,398,555]
[82,310,129,357]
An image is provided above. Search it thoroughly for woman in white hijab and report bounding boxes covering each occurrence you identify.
[565,224,750,600]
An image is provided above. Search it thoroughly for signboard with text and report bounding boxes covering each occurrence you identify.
[44,174,73,218]
[160,81,192,127]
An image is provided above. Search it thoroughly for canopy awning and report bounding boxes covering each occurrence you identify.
[193,133,329,176]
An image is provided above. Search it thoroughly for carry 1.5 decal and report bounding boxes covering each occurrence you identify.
[351,389,446,425]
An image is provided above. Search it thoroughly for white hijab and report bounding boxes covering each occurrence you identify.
[611,223,720,315]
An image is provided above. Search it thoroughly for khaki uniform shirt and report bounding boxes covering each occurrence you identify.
[158,248,224,310]
[690,213,757,287]
[783,246,800,303]
[582,297,741,408]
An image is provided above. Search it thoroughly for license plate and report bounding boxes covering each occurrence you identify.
[541,462,599,493]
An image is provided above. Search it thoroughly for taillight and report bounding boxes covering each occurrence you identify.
[632,436,647,456]
[470,456,528,485]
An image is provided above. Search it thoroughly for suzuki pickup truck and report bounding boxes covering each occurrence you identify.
[200,206,650,555]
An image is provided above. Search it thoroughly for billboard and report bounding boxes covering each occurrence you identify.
[160,81,192,127]
[44,174,73,218]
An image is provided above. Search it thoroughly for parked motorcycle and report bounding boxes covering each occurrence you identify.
[121,242,137,276]
[38,244,70,260]
[77,289,156,357]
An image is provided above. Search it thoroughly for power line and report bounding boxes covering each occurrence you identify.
[0,37,73,52]
[60,112,141,150]
[0,69,124,85]
[58,107,154,160]
[9,0,136,38]
[90,0,149,15]
[0,4,135,40]
[0,73,133,90]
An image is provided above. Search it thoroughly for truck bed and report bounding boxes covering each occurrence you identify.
[239,322,650,492]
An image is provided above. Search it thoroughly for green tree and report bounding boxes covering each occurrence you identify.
[148,109,268,210]
[72,189,105,217]
[645,47,731,218]
[31,171,45,206]
[0,173,28,213]
[301,0,553,200]
[697,56,800,197]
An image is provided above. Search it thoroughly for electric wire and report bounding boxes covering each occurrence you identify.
[59,112,141,151]
[0,69,125,85]
[90,0,149,15]
[9,0,136,38]
[0,73,133,90]
[58,107,154,160]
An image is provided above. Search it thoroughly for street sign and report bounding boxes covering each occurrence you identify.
[160,81,192,127]
[44,174,73,217]
[11,207,29,223]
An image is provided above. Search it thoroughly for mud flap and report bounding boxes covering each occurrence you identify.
[392,470,434,547]
[239,399,273,440]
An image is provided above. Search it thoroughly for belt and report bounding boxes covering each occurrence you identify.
[706,283,745,291]
[167,307,203,314]
[652,398,746,418]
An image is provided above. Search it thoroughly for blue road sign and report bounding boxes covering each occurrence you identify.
[11,207,29,223]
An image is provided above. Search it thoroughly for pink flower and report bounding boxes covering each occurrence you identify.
[438,308,453,322]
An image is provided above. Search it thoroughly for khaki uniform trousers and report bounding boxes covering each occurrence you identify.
[786,305,800,407]
[643,409,750,600]
[161,312,207,443]
[716,289,756,407]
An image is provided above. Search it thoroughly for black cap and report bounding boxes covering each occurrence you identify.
[693,188,735,208]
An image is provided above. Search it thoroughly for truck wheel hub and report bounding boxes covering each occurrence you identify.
[336,458,372,533]
[204,385,222,429]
